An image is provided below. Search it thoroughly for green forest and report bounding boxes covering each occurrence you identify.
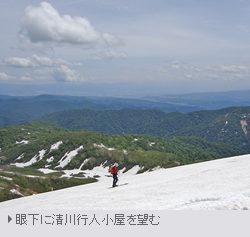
[33,106,250,152]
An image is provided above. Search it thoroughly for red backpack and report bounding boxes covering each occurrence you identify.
[110,166,117,174]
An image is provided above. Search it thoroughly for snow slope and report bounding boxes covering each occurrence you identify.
[1,154,250,210]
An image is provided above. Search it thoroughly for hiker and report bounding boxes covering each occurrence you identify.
[110,163,118,187]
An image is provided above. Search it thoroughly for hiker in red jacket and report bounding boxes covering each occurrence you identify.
[111,163,118,187]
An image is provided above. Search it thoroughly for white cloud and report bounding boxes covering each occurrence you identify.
[218,65,248,73]
[102,33,122,46]
[1,54,85,83]
[3,55,78,68]
[91,50,127,60]
[20,76,32,81]
[3,57,35,67]
[19,2,121,47]
[157,61,250,82]
[172,64,181,69]
[31,55,53,67]
[185,74,193,80]
[0,72,16,81]
[53,65,84,82]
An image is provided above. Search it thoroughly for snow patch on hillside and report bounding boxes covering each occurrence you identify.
[0,175,13,181]
[55,146,83,169]
[46,156,54,163]
[11,150,46,168]
[10,189,24,196]
[80,158,89,169]
[50,141,63,152]
[121,165,142,176]
[15,153,24,161]
[151,166,164,171]
[38,162,143,180]
[24,175,46,179]
[94,143,115,150]
[61,162,110,180]
[38,168,58,174]
[16,140,29,144]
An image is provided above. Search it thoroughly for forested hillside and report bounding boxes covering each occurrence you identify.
[34,109,167,134]
[34,106,250,152]
[0,121,245,171]
[1,122,244,170]
[0,110,32,127]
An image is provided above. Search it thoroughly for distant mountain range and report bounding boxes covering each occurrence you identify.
[1,90,250,127]
[144,90,250,110]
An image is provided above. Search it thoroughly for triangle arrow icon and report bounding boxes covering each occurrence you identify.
[8,215,12,223]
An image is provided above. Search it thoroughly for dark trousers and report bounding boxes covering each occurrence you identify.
[113,173,118,187]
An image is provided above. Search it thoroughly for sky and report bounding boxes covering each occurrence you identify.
[1,0,250,96]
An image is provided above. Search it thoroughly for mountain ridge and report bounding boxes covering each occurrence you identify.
[1,89,250,128]
[33,106,250,152]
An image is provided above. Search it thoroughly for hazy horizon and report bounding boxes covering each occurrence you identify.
[1,82,250,98]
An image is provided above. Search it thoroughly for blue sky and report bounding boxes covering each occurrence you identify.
[1,0,250,96]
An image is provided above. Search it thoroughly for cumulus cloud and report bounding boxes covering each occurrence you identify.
[0,72,16,81]
[3,57,35,67]
[19,2,121,47]
[53,65,84,82]
[3,55,79,68]
[1,54,84,83]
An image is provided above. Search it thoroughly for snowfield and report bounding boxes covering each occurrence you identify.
[0,154,250,210]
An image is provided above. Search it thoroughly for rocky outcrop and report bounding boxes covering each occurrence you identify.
[240,120,248,135]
